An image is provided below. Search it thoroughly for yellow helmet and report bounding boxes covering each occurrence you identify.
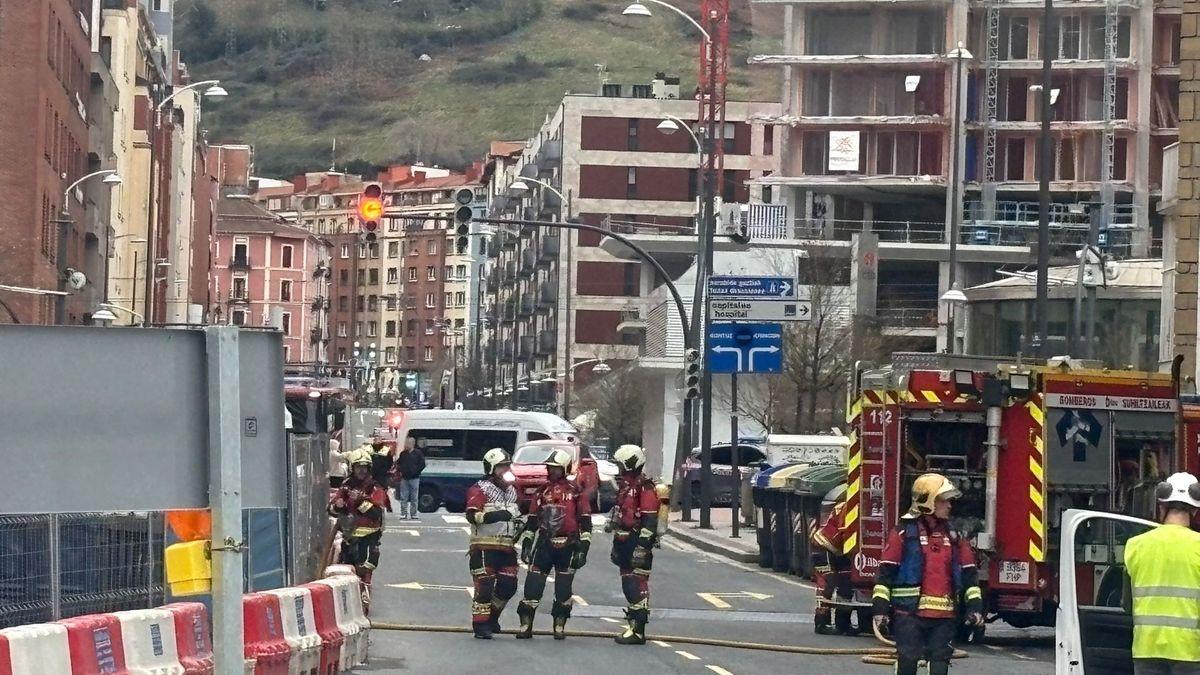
[613,444,646,473]
[545,447,573,471]
[904,473,961,519]
[348,448,374,469]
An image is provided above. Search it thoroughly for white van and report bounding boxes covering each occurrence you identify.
[382,409,577,512]
[765,433,850,467]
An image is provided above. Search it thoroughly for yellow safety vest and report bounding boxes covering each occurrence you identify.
[1125,523,1200,662]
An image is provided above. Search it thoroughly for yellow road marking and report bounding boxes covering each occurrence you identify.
[676,650,701,660]
[696,591,772,609]
[697,593,731,609]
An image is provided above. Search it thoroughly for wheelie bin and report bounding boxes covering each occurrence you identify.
[750,467,781,568]
[762,464,810,574]
[784,465,847,580]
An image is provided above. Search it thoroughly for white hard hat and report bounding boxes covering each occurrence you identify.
[545,448,573,471]
[483,447,511,475]
[1156,472,1200,509]
[613,444,646,473]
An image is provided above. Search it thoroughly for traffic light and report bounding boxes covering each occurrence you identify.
[683,348,701,400]
[359,184,383,244]
[454,188,473,255]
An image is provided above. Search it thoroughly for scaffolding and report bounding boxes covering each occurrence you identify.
[982,1,1001,218]
[1100,0,1120,227]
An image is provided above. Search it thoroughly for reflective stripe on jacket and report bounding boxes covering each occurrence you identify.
[1125,523,1200,662]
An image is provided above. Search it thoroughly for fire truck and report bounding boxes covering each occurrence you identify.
[841,353,1184,632]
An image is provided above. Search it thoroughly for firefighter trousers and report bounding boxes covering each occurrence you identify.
[469,546,518,626]
[340,531,382,584]
[894,614,956,675]
[815,550,853,631]
[611,534,653,622]
[519,543,577,618]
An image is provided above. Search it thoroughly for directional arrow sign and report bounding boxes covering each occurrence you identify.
[707,323,783,374]
[708,299,812,322]
[696,591,774,609]
[387,582,473,596]
[708,276,800,299]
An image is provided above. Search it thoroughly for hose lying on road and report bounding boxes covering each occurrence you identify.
[859,621,969,667]
[371,621,966,664]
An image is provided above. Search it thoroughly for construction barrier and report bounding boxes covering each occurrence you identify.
[242,594,291,675]
[313,576,367,669]
[57,613,128,675]
[113,608,186,675]
[0,622,71,675]
[300,584,344,675]
[264,588,322,675]
[162,603,214,675]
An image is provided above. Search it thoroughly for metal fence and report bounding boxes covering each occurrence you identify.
[287,435,333,584]
[0,512,165,629]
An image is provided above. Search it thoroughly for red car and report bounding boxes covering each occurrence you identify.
[510,440,601,514]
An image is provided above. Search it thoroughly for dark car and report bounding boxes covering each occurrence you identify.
[679,443,769,507]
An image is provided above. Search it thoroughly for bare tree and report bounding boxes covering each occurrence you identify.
[570,356,644,448]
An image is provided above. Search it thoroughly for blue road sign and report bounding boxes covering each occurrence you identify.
[708,276,795,299]
[707,323,783,374]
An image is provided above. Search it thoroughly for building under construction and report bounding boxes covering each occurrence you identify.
[750,0,1178,350]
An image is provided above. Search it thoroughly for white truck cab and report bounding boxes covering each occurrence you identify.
[1056,508,1157,674]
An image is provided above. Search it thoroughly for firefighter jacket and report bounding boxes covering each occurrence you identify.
[329,476,388,538]
[526,476,592,549]
[613,473,662,547]
[1124,523,1200,662]
[465,478,522,550]
[812,502,852,556]
[872,517,982,619]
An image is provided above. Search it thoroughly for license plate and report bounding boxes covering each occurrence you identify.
[998,560,1030,585]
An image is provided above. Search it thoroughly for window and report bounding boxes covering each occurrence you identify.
[722,122,736,154]
[387,267,398,283]
[337,348,347,362]
[385,347,396,364]
[232,310,246,326]
[1059,15,1082,59]
[626,167,637,198]
[232,276,248,300]
[368,295,378,312]
[371,243,381,258]
[424,346,434,362]
[283,345,291,362]
[340,269,349,284]
[357,295,365,311]
[455,292,466,306]
[408,267,418,281]
[628,118,639,151]
[388,241,400,258]
[406,346,416,362]
[444,292,453,308]
[281,245,294,268]
[339,295,349,311]
[455,264,467,279]
[357,269,366,286]
[443,265,452,280]
[355,322,363,337]
[280,312,291,335]
[427,266,436,281]
[388,218,400,232]
[405,429,467,460]
[368,268,379,285]
[407,319,417,335]
[367,321,378,337]
[386,296,397,311]
[764,125,774,156]
[1004,16,1029,59]
[455,318,465,329]
[233,240,249,265]
[279,280,292,302]
[386,320,397,337]
[337,322,347,337]
[427,239,437,255]
[426,293,436,308]
[409,241,418,256]
[426,319,436,334]
[631,84,652,98]
[359,243,368,259]
[405,294,416,309]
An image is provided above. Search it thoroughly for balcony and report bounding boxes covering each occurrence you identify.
[538,283,559,309]
[486,273,500,293]
[537,329,557,355]
[518,292,535,317]
[229,255,251,270]
[309,328,326,345]
[617,307,648,334]
[518,335,535,360]
[501,340,514,360]
[502,299,516,322]
[503,261,517,282]
[538,235,560,264]
[962,201,1140,258]
[227,289,250,304]
[501,231,518,249]
[310,296,328,311]
[520,249,537,277]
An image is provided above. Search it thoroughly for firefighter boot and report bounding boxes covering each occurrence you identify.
[814,603,835,636]
[928,662,950,675]
[472,622,493,640]
[551,601,571,640]
[834,607,855,635]
[615,609,648,645]
[514,601,536,639]
[488,601,506,634]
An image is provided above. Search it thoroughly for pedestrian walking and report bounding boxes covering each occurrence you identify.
[394,436,426,520]
[1124,472,1200,674]
[328,430,348,488]
[464,448,522,639]
[514,447,592,640]
[872,473,983,675]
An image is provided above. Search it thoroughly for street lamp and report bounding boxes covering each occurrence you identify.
[656,116,704,164]
[621,0,712,40]
[941,283,967,354]
[90,307,117,325]
[56,169,123,324]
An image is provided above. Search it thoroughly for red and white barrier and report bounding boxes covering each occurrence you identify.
[242,594,290,675]
[0,623,71,675]
[263,588,321,675]
[57,613,128,674]
[300,584,344,675]
[313,576,368,669]
[112,608,185,675]
[161,603,213,675]
[321,565,355,578]
[0,633,10,675]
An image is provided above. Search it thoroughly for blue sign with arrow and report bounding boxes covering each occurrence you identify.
[708,276,796,299]
[707,323,783,374]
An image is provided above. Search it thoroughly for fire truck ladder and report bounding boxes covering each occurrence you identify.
[981,0,1000,216]
[1100,0,1119,227]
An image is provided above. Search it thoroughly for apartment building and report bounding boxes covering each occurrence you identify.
[0,0,94,325]
[748,0,1178,350]
[480,75,781,412]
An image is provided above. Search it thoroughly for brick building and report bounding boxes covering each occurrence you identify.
[0,0,94,324]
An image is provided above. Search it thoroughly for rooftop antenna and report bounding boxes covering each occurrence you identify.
[329,138,337,172]
[594,63,609,94]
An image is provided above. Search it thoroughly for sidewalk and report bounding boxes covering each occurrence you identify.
[665,508,760,564]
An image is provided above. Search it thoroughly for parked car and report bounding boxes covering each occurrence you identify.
[510,440,616,513]
[680,443,769,507]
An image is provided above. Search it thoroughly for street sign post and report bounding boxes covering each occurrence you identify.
[707,275,811,322]
[708,275,800,299]
[707,323,783,374]
[709,298,812,322]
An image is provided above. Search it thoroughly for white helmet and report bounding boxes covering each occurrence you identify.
[483,448,511,475]
[545,447,573,471]
[613,444,646,473]
[1156,472,1200,509]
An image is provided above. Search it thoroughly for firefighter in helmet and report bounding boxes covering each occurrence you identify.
[872,473,983,675]
[328,450,389,586]
[514,447,593,640]
[811,486,855,635]
[464,448,523,639]
[608,444,669,645]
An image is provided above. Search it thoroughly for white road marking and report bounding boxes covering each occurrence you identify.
[461,526,472,534]
[1013,654,1036,661]
[442,514,468,524]
[572,595,589,606]
[666,536,817,591]
[675,650,700,660]
[706,665,735,674]
[601,617,622,624]
[985,645,1002,651]
[651,640,672,648]
[383,528,420,536]
[386,581,474,596]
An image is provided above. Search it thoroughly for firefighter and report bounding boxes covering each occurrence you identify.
[1124,472,1200,673]
[464,448,523,639]
[811,492,855,635]
[328,451,389,587]
[608,444,668,645]
[872,473,983,675]
[514,447,593,640]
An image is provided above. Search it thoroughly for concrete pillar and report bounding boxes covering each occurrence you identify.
[1134,0,1155,255]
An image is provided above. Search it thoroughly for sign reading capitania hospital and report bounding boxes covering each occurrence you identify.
[1045,393,1178,413]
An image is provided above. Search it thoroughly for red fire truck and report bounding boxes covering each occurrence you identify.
[842,353,1183,632]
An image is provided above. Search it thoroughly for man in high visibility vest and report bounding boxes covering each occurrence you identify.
[1125,471,1200,673]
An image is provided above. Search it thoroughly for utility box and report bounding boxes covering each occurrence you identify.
[165,540,212,596]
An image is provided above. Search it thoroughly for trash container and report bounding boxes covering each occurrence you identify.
[763,465,810,574]
[751,464,795,569]
[784,465,848,580]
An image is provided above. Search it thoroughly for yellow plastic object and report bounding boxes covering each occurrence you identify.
[165,539,212,596]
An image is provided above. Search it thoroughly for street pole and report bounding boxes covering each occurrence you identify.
[1085,206,1101,359]
[511,236,521,410]
[1034,0,1054,359]
[946,44,967,354]
[131,250,140,324]
[54,215,71,324]
[697,8,720,530]
[729,372,739,538]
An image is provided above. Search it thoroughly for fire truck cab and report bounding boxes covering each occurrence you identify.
[845,353,1180,631]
